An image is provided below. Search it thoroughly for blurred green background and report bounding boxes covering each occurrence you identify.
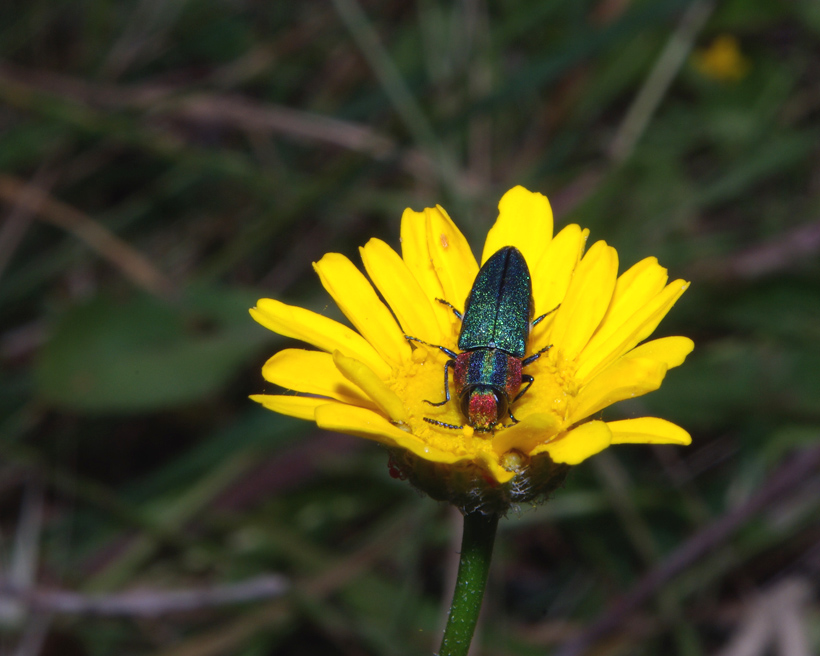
[1,1,819,654]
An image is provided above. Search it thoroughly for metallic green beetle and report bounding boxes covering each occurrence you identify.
[406,246,555,432]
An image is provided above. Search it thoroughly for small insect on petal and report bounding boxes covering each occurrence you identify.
[405,246,556,433]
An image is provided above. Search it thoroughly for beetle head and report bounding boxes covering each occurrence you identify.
[462,387,507,432]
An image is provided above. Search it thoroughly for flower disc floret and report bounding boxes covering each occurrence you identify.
[251,186,693,514]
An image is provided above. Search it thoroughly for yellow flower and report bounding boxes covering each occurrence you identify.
[251,186,693,513]
[692,35,750,83]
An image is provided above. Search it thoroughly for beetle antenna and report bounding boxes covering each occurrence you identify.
[423,417,464,430]
[404,335,459,360]
[531,303,561,327]
[521,344,552,367]
[434,298,463,320]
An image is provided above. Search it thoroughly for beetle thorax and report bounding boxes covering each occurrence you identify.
[454,349,522,398]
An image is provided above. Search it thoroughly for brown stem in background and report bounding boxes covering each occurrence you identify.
[693,220,820,282]
[0,575,289,617]
[0,174,175,298]
[557,444,820,656]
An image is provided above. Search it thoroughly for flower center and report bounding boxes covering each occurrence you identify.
[391,343,579,457]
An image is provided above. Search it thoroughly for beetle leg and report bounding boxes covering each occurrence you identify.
[404,335,458,360]
[531,303,561,327]
[434,298,463,320]
[512,374,534,403]
[505,376,533,425]
[521,344,552,367]
[424,358,455,406]
[423,417,464,430]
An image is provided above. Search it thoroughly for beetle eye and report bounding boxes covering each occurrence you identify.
[460,393,471,418]
[493,391,507,418]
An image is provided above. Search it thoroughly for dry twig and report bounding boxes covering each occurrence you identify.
[0,575,289,618]
[557,444,820,656]
[0,63,427,173]
[0,174,174,298]
[715,578,811,656]
[694,220,820,281]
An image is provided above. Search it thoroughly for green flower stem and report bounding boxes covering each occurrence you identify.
[438,512,499,656]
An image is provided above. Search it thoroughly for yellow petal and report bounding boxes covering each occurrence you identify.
[580,257,668,360]
[607,417,691,445]
[529,224,588,349]
[314,403,463,463]
[250,394,326,421]
[532,224,589,315]
[313,253,411,367]
[474,450,516,484]
[532,420,612,464]
[262,349,374,406]
[360,238,442,344]
[400,207,452,337]
[549,240,618,361]
[569,357,667,424]
[576,279,690,382]
[481,186,553,268]
[426,205,478,313]
[491,412,562,456]
[623,336,694,368]
[332,351,408,423]
[251,299,390,378]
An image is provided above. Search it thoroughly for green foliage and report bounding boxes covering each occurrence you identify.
[0,0,818,654]
[35,287,273,412]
